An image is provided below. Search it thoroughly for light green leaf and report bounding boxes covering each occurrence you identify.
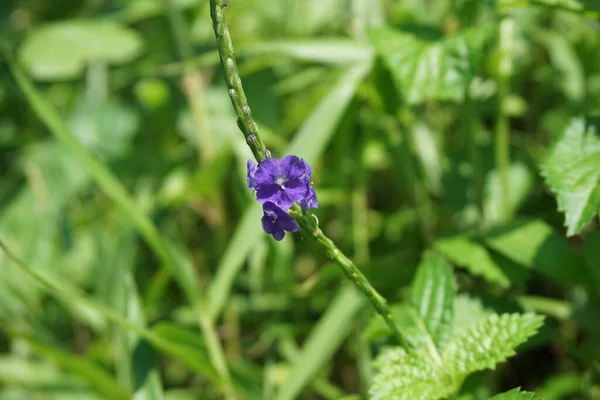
[488,387,536,400]
[208,62,372,320]
[436,236,511,288]
[411,251,455,350]
[275,286,365,400]
[368,26,492,104]
[452,294,492,337]
[484,163,533,226]
[19,20,143,81]
[248,40,373,64]
[443,313,544,375]
[541,118,600,236]
[364,304,442,356]
[369,348,459,400]
[483,219,588,284]
[11,335,129,400]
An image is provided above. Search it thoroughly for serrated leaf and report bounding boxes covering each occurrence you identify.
[443,313,544,375]
[368,26,492,104]
[370,348,459,400]
[411,251,455,350]
[489,387,536,400]
[541,118,600,236]
[436,236,510,288]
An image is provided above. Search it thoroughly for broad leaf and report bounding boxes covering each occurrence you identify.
[489,387,536,400]
[19,20,143,80]
[541,118,600,236]
[483,219,588,284]
[443,313,543,375]
[370,348,458,400]
[368,26,493,104]
[436,236,510,288]
[411,251,455,350]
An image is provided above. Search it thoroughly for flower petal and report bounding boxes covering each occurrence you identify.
[256,184,281,204]
[300,186,318,210]
[247,160,258,189]
[280,155,305,180]
[301,158,312,181]
[272,230,285,241]
[285,179,310,200]
[261,215,276,234]
[254,158,279,186]
[277,214,298,232]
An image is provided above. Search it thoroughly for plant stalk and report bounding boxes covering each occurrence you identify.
[208,0,410,352]
[288,205,410,350]
[209,0,269,163]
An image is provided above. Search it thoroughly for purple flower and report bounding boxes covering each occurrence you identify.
[300,186,318,210]
[261,202,298,241]
[252,155,311,210]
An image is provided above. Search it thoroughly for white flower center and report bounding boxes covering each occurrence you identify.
[276,178,285,187]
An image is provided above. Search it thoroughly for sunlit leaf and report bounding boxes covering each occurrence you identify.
[368,25,493,104]
[541,118,600,236]
[488,387,536,400]
[436,236,511,288]
[411,251,455,350]
[19,20,143,81]
[370,348,458,400]
[443,313,544,374]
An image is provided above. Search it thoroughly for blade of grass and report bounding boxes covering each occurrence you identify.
[1,49,235,398]
[275,286,365,400]
[0,239,221,386]
[207,62,371,321]
[3,332,130,400]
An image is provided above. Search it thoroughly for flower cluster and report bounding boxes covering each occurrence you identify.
[247,155,318,241]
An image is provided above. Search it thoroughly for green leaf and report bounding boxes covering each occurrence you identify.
[541,118,600,236]
[364,304,443,357]
[369,348,459,400]
[436,236,511,288]
[10,335,129,400]
[275,286,365,400]
[19,20,143,81]
[411,251,455,350]
[482,219,588,284]
[248,40,373,64]
[368,26,492,104]
[484,163,533,226]
[452,294,491,337]
[443,313,544,375]
[488,387,536,400]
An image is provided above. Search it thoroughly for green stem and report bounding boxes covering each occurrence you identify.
[208,0,410,353]
[289,206,411,351]
[496,18,514,221]
[464,92,484,220]
[209,0,269,163]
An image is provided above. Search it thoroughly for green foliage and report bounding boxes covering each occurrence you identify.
[488,387,536,400]
[19,20,143,80]
[1,0,600,398]
[370,256,543,400]
[443,313,544,374]
[368,26,492,104]
[541,118,600,236]
[411,251,455,350]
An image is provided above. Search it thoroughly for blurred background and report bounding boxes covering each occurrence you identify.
[1,0,600,399]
